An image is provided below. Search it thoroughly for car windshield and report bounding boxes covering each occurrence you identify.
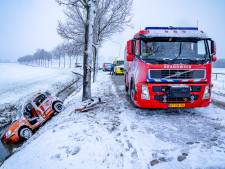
[140,38,209,64]
[33,94,47,107]
[105,64,112,68]
[12,106,23,121]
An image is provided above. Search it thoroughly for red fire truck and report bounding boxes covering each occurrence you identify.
[124,27,217,109]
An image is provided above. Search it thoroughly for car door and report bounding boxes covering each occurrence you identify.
[24,103,42,128]
[33,94,49,119]
[40,94,52,117]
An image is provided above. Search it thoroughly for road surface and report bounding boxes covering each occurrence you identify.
[111,74,225,168]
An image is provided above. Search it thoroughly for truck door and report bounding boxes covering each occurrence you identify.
[133,40,140,80]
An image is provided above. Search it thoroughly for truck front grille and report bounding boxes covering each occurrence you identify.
[149,69,205,79]
[154,95,199,102]
[152,86,202,92]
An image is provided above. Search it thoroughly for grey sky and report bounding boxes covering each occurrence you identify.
[0,0,63,61]
[100,0,225,62]
[0,0,224,62]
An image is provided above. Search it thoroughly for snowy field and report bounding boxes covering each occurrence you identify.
[212,68,225,100]
[0,63,75,106]
[213,68,225,74]
[1,71,225,169]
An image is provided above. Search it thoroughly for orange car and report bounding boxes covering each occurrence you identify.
[1,91,63,144]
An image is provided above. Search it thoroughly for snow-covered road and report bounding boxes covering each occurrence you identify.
[1,71,225,169]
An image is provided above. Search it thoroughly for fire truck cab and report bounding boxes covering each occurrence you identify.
[124,27,217,109]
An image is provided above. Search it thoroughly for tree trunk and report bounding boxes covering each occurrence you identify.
[75,55,78,67]
[69,56,72,68]
[64,55,66,68]
[82,1,95,101]
[82,7,91,101]
[93,46,98,83]
[59,56,61,68]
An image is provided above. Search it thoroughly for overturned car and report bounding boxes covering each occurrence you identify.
[1,91,63,144]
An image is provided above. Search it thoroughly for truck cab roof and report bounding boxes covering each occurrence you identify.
[134,27,209,39]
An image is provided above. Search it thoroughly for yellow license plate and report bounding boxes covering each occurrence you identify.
[169,103,185,108]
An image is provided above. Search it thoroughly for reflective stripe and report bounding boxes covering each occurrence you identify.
[147,78,205,83]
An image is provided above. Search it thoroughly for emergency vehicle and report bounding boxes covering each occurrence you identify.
[124,27,217,109]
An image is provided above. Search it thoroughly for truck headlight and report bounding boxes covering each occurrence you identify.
[5,130,12,138]
[203,85,210,99]
[141,85,150,100]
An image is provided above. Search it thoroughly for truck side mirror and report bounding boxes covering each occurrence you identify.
[127,40,135,61]
[210,40,217,62]
[210,40,216,56]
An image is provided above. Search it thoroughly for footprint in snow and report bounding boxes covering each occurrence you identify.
[65,146,80,156]
[131,149,138,159]
[177,153,188,162]
[51,153,62,161]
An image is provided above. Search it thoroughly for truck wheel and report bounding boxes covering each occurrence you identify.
[130,81,136,104]
[19,127,32,140]
[125,84,128,92]
[53,101,63,113]
[125,75,128,92]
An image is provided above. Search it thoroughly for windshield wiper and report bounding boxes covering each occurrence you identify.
[142,58,166,64]
[171,42,182,62]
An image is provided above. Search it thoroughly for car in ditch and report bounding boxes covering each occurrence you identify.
[1,91,63,144]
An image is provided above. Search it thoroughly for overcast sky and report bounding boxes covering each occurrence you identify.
[0,0,225,62]
[0,0,63,61]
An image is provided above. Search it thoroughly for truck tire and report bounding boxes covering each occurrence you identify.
[125,84,128,92]
[19,127,32,140]
[125,75,128,92]
[53,101,63,113]
[130,80,136,106]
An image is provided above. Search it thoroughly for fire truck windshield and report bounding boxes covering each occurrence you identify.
[140,39,209,64]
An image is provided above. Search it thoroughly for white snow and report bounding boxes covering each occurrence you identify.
[1,71,225,169]
[145,29,208,39]
[212,68,225,102]
[0,63,75,106]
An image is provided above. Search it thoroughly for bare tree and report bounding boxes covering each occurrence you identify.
[92,0,133,82]
[56,0,132,99]
[64,42,82,68]
[52,44,66,68]
[18,49,52,67]
[57,0,97,100]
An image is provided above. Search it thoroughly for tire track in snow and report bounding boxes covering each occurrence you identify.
[111,74,225,169]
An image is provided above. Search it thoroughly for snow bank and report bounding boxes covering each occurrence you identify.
[1,71,225,169]
[0,63,76,105]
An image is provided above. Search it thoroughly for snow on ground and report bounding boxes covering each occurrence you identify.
[211,68,225,105]
[0,63,76,106]
[212,68,225,97]
[1,71,225,169]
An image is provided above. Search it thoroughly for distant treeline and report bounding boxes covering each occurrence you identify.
[213,59,225,68]
[17,42,82,68]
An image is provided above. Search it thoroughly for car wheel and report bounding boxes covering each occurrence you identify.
[53,101,63,113]
[19,127,32,140]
